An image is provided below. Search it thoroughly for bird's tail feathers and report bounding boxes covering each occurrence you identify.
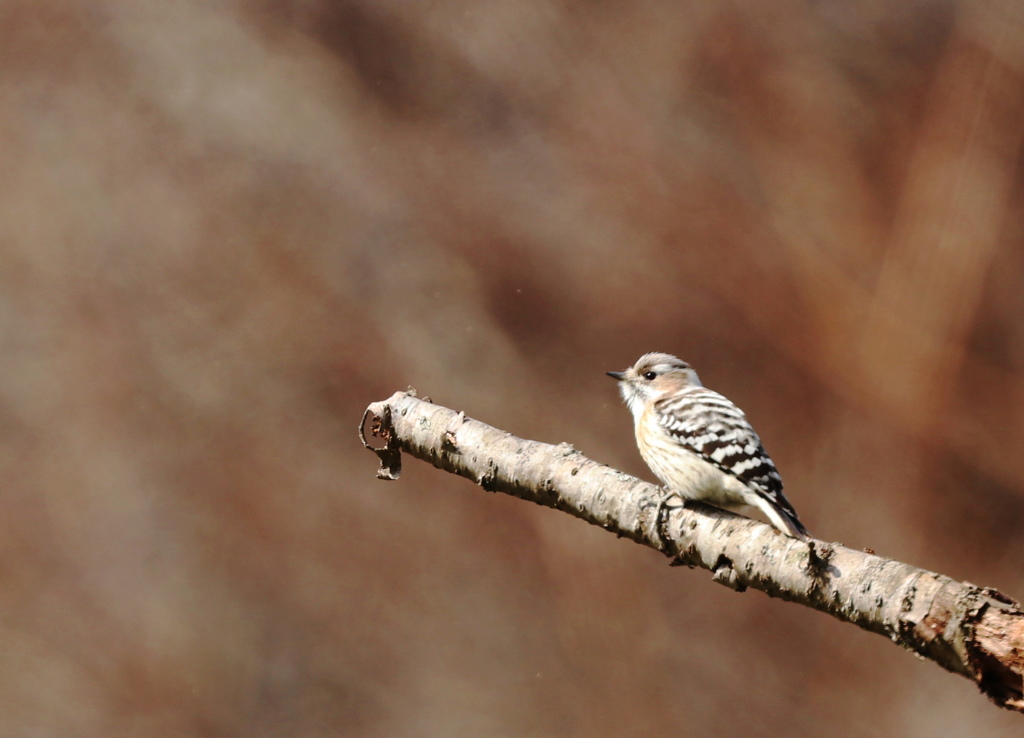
[747,494,810,541]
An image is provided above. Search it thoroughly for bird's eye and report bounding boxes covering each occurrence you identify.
[642,371,657,380]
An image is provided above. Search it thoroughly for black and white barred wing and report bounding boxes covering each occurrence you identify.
[653,388,801,520]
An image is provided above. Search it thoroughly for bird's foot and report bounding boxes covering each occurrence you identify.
[647,490,685,552]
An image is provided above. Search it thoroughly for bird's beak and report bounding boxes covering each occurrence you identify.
[606,371,626,381]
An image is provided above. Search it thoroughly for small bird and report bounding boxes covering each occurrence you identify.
[607,352,809,540]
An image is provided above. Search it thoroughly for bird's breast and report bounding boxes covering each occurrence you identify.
[634,412,747,506]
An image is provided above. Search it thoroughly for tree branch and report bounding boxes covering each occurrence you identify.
[360,390,1024,713]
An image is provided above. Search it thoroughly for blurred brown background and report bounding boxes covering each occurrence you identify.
[2,1,1023,735]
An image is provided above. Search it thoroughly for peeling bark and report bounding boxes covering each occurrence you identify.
[360,390,1024,713]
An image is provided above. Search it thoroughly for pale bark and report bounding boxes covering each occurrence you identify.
[360,390,1024,713]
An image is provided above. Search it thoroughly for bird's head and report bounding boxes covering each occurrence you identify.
[607,352,702,419]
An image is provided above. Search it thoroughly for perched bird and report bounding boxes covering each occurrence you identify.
[607,352,809,540]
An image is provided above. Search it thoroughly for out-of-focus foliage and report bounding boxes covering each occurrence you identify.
[1,1,1023,735]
